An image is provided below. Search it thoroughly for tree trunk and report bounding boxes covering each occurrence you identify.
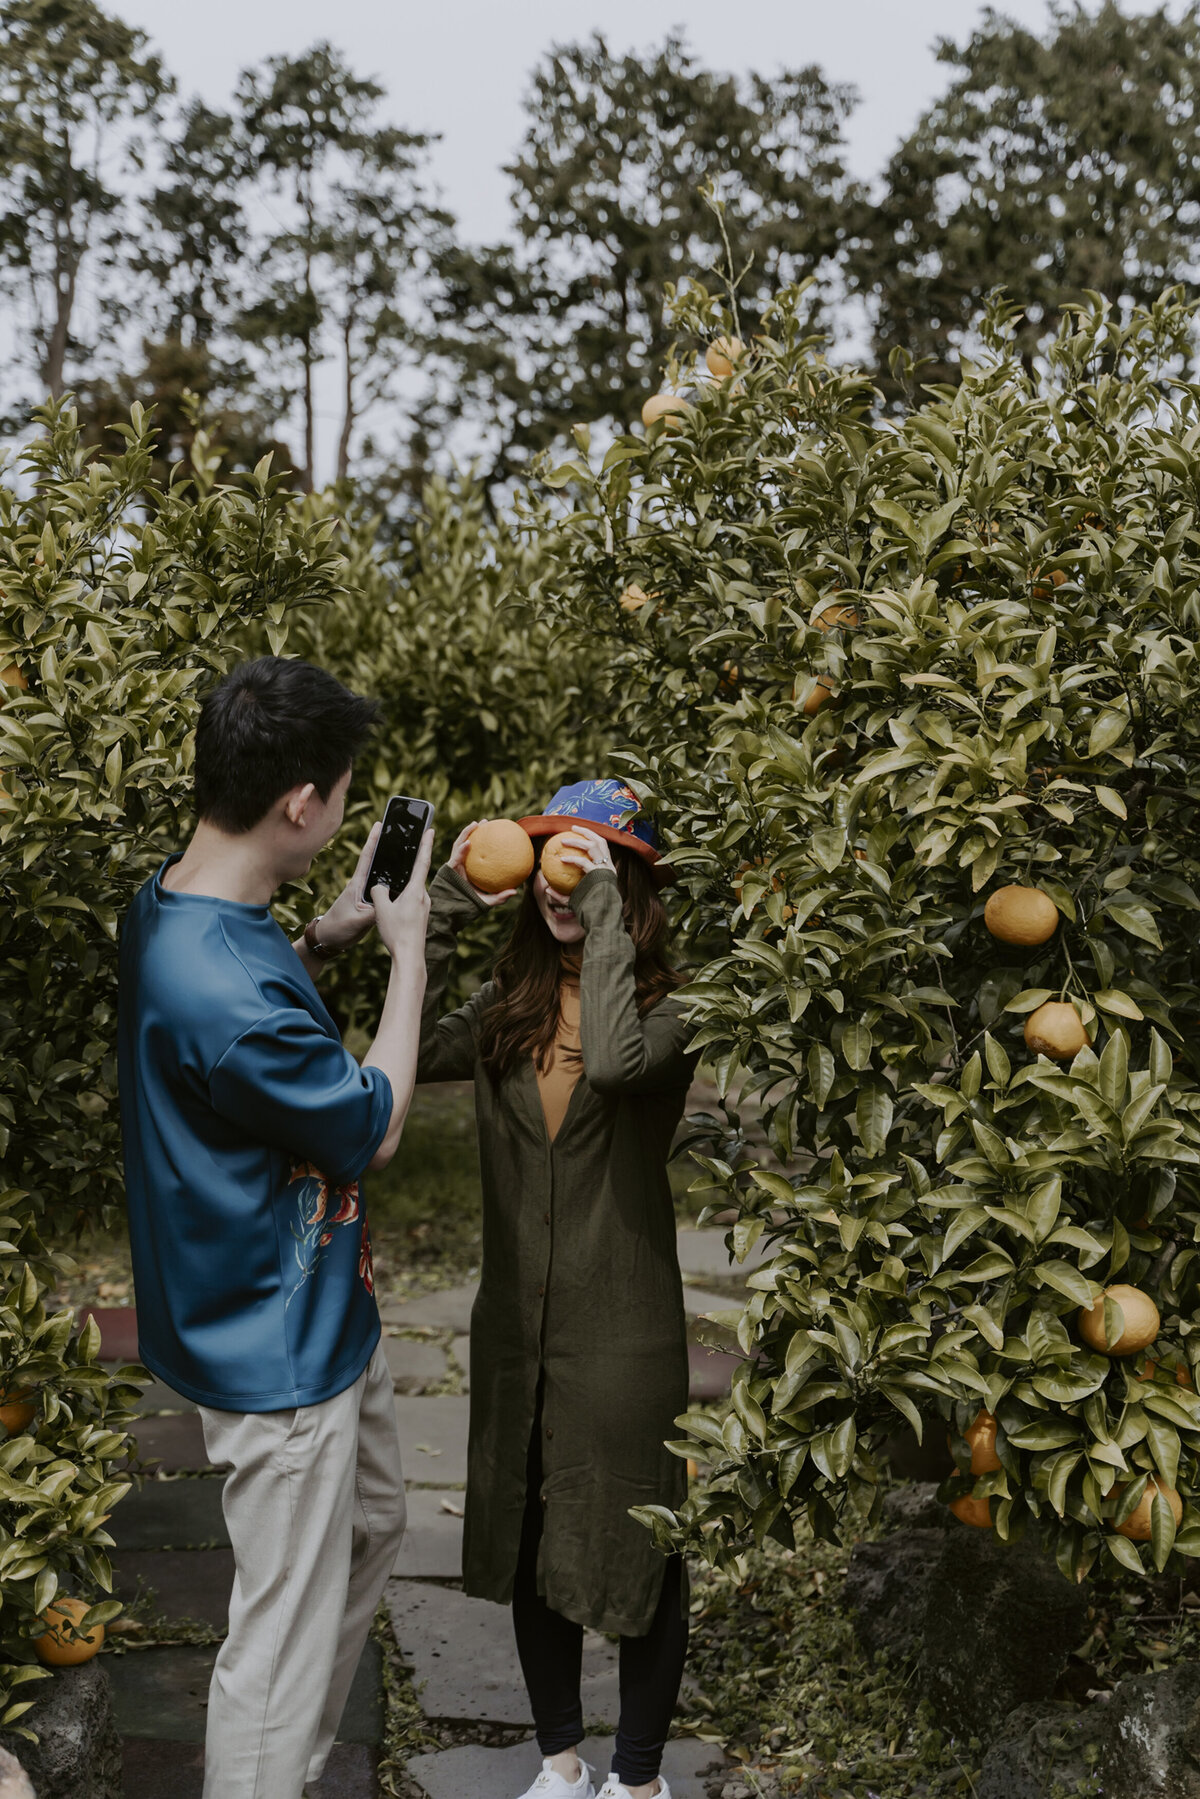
[301,246,315,492]
[335,314,354,485]
[41,152,79,398]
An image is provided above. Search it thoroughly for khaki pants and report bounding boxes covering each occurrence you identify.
[198,1342,405,1799]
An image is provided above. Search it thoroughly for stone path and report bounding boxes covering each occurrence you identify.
[97,1224,754,1795]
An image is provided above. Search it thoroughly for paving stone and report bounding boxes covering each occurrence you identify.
[681,1286,732,1319]
[121,1738,204,1797]
[108,1638,382,1744]
[383,1335,449,1394]
[128,1378,197,1416]
[396,1396,469,1486]
[676,1228,774,1278]
[449,1335,471,1388]
[407,1733,722,1799]
[112,1546,234,1630]
[688,1343,742,1401]
[80,1307,140,1362]
[385,1580,618,1727]
[394,1489,464,1579]
[121,1739,379,1799]
[110,1478,228,1551]
[127,1413,212,1474]
[380,1283,478,1334]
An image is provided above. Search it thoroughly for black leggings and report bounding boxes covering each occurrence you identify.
[511,1422,689,1787]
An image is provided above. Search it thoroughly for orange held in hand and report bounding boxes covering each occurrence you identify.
[984,886,1060,946]
[1114,1477,1183,1542]
[1078,1283,1160,1356]
[948,1493,993,1530]
[540,833,585,895]
[34,1597,105,1667]
[1024,1001,1088,1061]
[463,820,534,894]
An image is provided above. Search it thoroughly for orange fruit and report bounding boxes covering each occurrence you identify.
[948,1493,993,1530]
[34,1597,105,1667]
[948,1408,1002,1475]
[0,1394,35,1434]
[641,393,689,431]
[540,832,585,895]
[463,820,535,895]
[814,600,860,631]
[1032,568,1068,598]
[1139,1356,1193,1390]
[1024,1001,1088,1060]
[984,886,1060,946]
[1078,1284,1160,1356]
[705,336,744,379]
[800,677,835,717]
[0,663,26,694]
[1114,1476,1183,1542]
[619,583,653,612]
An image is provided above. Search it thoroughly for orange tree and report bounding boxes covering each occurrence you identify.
[0,401,347,1723]
[524,283,1200,1583]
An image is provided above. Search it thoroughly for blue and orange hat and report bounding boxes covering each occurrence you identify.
[519,779,673,887]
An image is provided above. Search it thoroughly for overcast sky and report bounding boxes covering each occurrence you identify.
[112,0,1131,244]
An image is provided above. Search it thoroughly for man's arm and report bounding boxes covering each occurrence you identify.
[363,830,434,1171]
[293,823,382,980]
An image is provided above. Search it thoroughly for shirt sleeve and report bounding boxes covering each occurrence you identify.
[571,868,697,1095]
[209,1009,394,1186]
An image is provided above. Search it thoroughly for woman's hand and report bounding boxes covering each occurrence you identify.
[319,821,384,950]
[450,819,522,908]
[557,826,616,879]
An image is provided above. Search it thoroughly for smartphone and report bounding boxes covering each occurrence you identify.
[363,796,434,901]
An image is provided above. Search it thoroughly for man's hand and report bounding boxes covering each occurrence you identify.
[449,819,521,908]
[317,822,383,952]
[371,829,434,956]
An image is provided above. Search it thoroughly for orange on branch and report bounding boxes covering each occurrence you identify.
[948,1493,993,1530]
[705,336,745,378]
[800,677,835,716]
[814,599,860,631]
[1024,1001,1088,1061]
[34,1597,105,1667]
[619,583,654,613]
[641,393,690,431]
[0,663,27,694]
[1078,1284,1160,1356]
[463,819,535,895]
[1114,1477,1183,1542]
[984,886,1060,946]
[949,1408,1002,1475]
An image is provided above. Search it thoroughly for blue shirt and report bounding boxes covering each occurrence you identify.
[117,857,393,1411]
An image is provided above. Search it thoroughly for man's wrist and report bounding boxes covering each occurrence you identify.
[304,914,344,961]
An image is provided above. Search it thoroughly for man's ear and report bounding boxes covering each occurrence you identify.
[283,782,316,828]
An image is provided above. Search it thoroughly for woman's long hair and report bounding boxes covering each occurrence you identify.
[477,843,682,1084]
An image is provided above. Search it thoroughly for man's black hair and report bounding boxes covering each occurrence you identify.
[194,657,380,834]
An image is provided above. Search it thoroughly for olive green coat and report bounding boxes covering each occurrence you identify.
[416,863,693,1636]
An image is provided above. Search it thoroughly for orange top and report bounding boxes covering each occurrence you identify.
[536,968,583,1141]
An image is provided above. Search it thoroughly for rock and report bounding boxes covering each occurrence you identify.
[844,1513,1088,1743]
[918,1527,1088,1741]
[977,1700,1103,1799]
[0,1747,34,1799]
[0,1662,122,1798]
[1098,1661,1200,1796]
[844,1529,945,1665]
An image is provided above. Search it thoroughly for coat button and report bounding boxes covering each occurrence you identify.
[538,1284,545,1297]
[546,1426,554,1439]
[544,1212,551,1225]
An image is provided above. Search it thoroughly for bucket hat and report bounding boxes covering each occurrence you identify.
[519,778,674,887]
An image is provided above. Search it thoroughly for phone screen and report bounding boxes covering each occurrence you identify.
[365,797,433,901]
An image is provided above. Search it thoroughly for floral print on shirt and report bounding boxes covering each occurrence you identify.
[285,1160,369,1308]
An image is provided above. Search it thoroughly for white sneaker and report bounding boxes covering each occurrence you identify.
[598,1779,671,1799]
[517,1758,596,1799]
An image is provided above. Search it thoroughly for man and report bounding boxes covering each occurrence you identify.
[118,655,430,1798]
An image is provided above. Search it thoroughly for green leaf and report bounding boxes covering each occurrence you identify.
[1107,902,1163,949]
[856,1084,893,1156]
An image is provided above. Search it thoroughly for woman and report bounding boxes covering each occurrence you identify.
[417,779,696,1799]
